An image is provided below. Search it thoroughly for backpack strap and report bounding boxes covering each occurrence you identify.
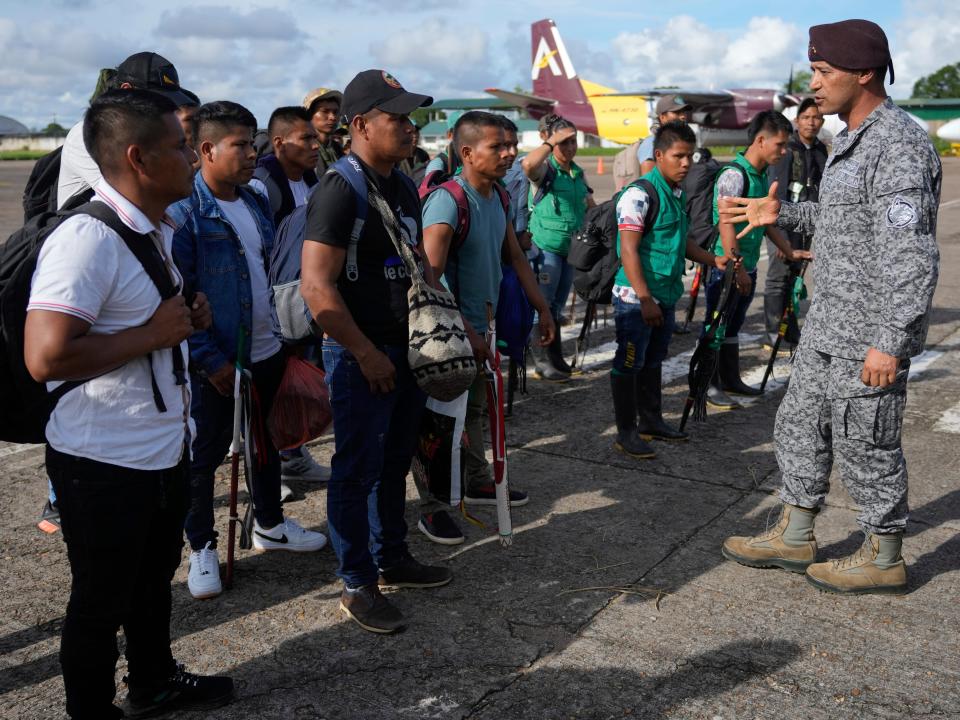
[493,183,511,217]
[78,201,187,412]
[427,179,471,252]
[531,161,557,208]
[329,156,369,282]
[622,178,660,237]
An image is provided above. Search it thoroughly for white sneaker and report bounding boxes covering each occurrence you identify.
[280,482,295,503]
[281,448,331,483]
[187,542,222,599]
[252,517,327,552]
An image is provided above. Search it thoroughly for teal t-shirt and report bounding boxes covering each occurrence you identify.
[422,177,513,331]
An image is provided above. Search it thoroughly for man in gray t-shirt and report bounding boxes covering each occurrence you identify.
[635,94,692,175]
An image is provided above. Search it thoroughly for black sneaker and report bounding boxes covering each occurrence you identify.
[463,485,529,507]
[340,584,406,634]
[417,511,465,546]
[124,663,234,718]
[37,500,60,534]
[378,556,452,588]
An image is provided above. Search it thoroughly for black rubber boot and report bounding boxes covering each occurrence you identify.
[636,367,688,441]
[719,342,762,396]
[532,344,568,382]
[707,367,741,410]
[547,332,573,375]
[610,373,655,459]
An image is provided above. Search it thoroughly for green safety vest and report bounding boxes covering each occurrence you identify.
[614,167,690,307]
[528,155,589,256]
[712,151,768,271]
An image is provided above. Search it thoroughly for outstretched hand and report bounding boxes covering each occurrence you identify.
[719,181,781,240]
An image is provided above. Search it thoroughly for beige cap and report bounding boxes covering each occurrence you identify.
[302,87,343,112]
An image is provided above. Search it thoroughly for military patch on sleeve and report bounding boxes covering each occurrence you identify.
[886,196,919,228]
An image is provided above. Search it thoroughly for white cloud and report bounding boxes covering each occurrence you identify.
[611,15,799,91]
[891,0,960,96]
[156,6,303,40]
[373,18,489,72]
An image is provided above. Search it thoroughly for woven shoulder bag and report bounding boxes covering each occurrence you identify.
[367,183,477,401]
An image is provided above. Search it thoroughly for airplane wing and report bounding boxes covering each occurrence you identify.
[595,90,734,106]
[484,87,556,111]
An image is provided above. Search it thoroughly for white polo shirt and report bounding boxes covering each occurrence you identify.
[29,180,193,470]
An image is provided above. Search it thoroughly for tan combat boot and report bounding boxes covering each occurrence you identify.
[722,504,818,573]
[805,533,908,595]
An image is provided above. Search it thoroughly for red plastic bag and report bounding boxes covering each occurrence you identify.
[267,357,332,451]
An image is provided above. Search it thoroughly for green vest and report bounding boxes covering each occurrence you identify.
[528,155,589,256]
[711,151,768,271]
[614,167,690,307]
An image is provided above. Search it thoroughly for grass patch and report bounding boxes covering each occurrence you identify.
[0,150,47,161]
[932,136,960,156]
[574,147,624,157]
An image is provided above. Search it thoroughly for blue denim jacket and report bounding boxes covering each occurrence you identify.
[171,172,280,375]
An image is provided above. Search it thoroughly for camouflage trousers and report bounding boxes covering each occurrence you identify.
[775,346,910,534]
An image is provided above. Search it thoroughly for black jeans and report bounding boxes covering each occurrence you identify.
[186,350,285,550]
[46,444,189,720]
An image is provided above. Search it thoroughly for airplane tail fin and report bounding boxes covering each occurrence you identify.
[531,19,587,105]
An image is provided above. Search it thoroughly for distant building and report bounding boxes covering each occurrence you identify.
[0,114,65,153]
[894,98,960,134]
[0,115,29,135]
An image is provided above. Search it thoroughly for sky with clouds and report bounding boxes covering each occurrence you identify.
[1,0,957,130]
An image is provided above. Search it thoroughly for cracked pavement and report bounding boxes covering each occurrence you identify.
[1,160,959,719]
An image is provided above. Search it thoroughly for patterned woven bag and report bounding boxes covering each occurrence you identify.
[367,184,477,401]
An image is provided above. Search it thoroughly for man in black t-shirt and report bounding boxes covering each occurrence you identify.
[301,69,451,634]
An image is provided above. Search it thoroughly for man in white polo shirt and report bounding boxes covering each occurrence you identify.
[25,90,234,720]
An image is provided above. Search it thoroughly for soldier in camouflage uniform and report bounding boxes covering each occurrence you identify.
[719,19,941,595]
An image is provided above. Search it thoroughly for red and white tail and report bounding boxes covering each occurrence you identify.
[531,19,587,105]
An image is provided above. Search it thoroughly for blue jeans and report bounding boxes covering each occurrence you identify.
[185,351,285,551]
[703,267,757,341]
[612,297,676,374]
[537,247,574,322]
[322,340,426,587]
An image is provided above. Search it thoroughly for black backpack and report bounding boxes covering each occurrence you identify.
[0,199,186,444]
[568,178,659,305]
[22,146,96,223]
[682,157,748,250]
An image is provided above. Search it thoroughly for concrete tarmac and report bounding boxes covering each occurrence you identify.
[1,159,959,719]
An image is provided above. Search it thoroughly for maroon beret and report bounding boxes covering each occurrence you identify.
[808,19,894,84]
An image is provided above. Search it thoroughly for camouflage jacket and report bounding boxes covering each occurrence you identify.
[777,98,941,360]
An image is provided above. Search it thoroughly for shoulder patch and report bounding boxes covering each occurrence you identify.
[886,195,919,228]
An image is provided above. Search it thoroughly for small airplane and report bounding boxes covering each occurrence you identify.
[486,19,800,146]
[938,117,960,142]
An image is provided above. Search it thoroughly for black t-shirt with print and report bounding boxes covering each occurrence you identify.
[304,153,423,346]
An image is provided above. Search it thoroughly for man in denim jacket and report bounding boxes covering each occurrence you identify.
[172,101,326,601]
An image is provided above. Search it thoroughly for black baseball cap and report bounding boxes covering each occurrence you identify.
[115,52,196,106]
[340,69,432,124]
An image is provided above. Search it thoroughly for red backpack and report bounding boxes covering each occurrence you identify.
[418,174,511,252]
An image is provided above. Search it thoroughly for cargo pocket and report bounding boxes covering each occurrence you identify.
[843,392,906,448]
